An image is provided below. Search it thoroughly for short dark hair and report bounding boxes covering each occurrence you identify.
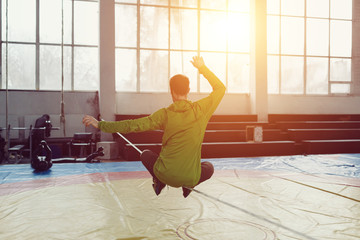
[169,74,189,95]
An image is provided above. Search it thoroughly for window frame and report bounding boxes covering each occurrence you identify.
[267,0,353,96]
[115,0,251,94]
[1,0,99,92]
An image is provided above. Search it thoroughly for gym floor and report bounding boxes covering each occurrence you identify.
[0,154,359,239]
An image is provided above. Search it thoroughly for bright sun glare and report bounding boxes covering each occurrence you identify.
[201,12,250,52]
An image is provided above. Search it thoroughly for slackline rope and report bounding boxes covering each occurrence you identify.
[99,118,143,154]
[115,131,143,155]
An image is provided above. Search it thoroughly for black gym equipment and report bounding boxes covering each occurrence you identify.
[30,114,53,152]
[31,140,53,172]
[0,131,6,163]
[31,140,104,171]
[52,146,104,164]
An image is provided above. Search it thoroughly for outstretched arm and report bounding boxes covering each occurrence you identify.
[82,109,167,134]
[82,115,99,129]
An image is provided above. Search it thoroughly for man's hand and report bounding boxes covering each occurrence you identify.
[191,56,205,69]
[82,115,99,129]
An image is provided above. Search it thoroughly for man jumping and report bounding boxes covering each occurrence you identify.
[83,56,225,198]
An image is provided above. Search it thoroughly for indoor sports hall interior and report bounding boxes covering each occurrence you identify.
[1,0,359,239]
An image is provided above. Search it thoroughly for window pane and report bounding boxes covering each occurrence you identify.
[267,16,279,54]
[199,52,226,93]
[306,57,328,94]
[170,9,198,50]
[170,51,198,92]
[1,0,36,42]
[140,50,168,92]
[330,58,351,82]
[306,0,329,18]
[171,0,197,8]
[140,6,168,49]
[331,83,350,94]
[63,0,73,44]
[228,0,250,12]
[40,0,61,43]
[330,0,352,20]
[267,56,279,94]
[228,54,249,93]
[74,1,99,45]
[115,4,137,48]
[116,0,137,3]
[281,17,304,55]
[200,11,227,51]
[267,0,280,15]
[281,0,304,16]
[281,56,304,94]
[140,0,168,6]
[74,47,99,91]
[116,49,137,92]
[40,45,72,90]
[1,44,35,89]
[201,0,226,10]
[40,0,72,44]
[330,20,352,57]
[306,19,329,56]
[228,13,250,52]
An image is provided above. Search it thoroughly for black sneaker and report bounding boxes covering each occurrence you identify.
[152,178,166,196]
[182,187,192,198]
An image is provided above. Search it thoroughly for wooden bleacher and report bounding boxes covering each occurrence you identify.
[115,114,360,161]
[271,114,360,155]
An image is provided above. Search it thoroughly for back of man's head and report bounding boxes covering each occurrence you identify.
[169,74,190,96]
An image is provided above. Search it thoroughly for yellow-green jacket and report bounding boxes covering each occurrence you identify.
[98,65,226,187]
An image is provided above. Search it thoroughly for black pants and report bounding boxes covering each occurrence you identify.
[140,149,214,187]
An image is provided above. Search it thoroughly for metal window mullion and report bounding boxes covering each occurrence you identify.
[0,0,2,89]
[331,81,352,84]
[328,0,331,94]
[225,0,229,93]
[136,0,140,92]
[197,0,200,93]
[5,0,9,149]
[3,41,37,45]
[71,0,75,91]
[279,0,282,94]
[36,0,40,90]
[303,0,307,95]
[167,0,170,90]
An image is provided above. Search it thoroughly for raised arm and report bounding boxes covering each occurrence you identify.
[191,56,226,119]
[191,56,226,91]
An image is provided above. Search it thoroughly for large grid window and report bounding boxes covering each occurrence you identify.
[115,0,251,93]
[1,0,99,91]
[267,0,352,95]
[1,0,353,95]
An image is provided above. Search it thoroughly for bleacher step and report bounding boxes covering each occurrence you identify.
[276,121,360,130]
[122,141,299,161]
[206,122,277,130]
[121,129,289,144]
[303,139,360,154]
[288,129,360,142]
